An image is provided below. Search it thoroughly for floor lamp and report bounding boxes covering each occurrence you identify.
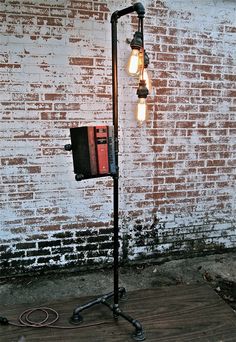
[66,3,149,341]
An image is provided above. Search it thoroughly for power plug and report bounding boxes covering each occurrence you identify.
[0,316,9,325]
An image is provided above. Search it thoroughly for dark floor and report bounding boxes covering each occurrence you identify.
[1,283,236,341]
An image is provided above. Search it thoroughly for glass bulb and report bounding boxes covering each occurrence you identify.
[128,49,140,76]
[137,98,146,122]
[140,69,151,92]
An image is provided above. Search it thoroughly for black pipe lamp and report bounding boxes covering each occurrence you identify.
[66,3,149,341]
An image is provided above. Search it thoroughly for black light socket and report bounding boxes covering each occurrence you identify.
[137,79,149,98]
[130,31,143,50]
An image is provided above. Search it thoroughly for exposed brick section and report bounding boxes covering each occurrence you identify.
[0,0,235,275]
[69,57,94,66]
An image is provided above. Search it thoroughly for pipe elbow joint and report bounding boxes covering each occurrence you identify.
[133,2,145,17]
[111,10,119,23]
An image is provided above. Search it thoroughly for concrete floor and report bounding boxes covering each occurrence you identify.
[1,252,236,306]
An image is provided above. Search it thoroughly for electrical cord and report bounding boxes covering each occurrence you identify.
[0,306,110,329]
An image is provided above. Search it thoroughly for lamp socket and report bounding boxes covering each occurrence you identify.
[137,80,149,98]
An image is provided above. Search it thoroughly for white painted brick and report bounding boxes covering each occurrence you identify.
[0,0,235,274]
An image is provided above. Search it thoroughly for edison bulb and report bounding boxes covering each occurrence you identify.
[137,98,146,122]
[128,49,140,76]
[140,69,151,92]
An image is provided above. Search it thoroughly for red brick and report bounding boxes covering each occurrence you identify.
[201,73,221,81]
[0,63,21,69]
[40,112,67,120]
[1,158,28,166]
[69,57,94,66]
[37,17,63,26]
[44,94,67,101]
[192,64,213,73]
[225,26,236,33]
[157,53,178,61]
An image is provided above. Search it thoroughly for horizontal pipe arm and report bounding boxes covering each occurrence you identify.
[111,2,145,22]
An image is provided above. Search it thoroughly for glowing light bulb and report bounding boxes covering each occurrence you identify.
[140,69,151,91]
[128,49,140,75]
[137,97,146,122]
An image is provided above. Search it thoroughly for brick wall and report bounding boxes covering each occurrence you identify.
[0,0,235,275]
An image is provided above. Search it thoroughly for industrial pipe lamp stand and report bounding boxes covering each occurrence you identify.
[67,4,146,341]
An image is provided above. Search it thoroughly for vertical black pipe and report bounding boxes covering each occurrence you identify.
[110,2,145,308]
[111,14,119,306]
[140,17,144,47]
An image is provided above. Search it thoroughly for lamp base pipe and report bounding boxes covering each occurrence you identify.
[70,287,145,341]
